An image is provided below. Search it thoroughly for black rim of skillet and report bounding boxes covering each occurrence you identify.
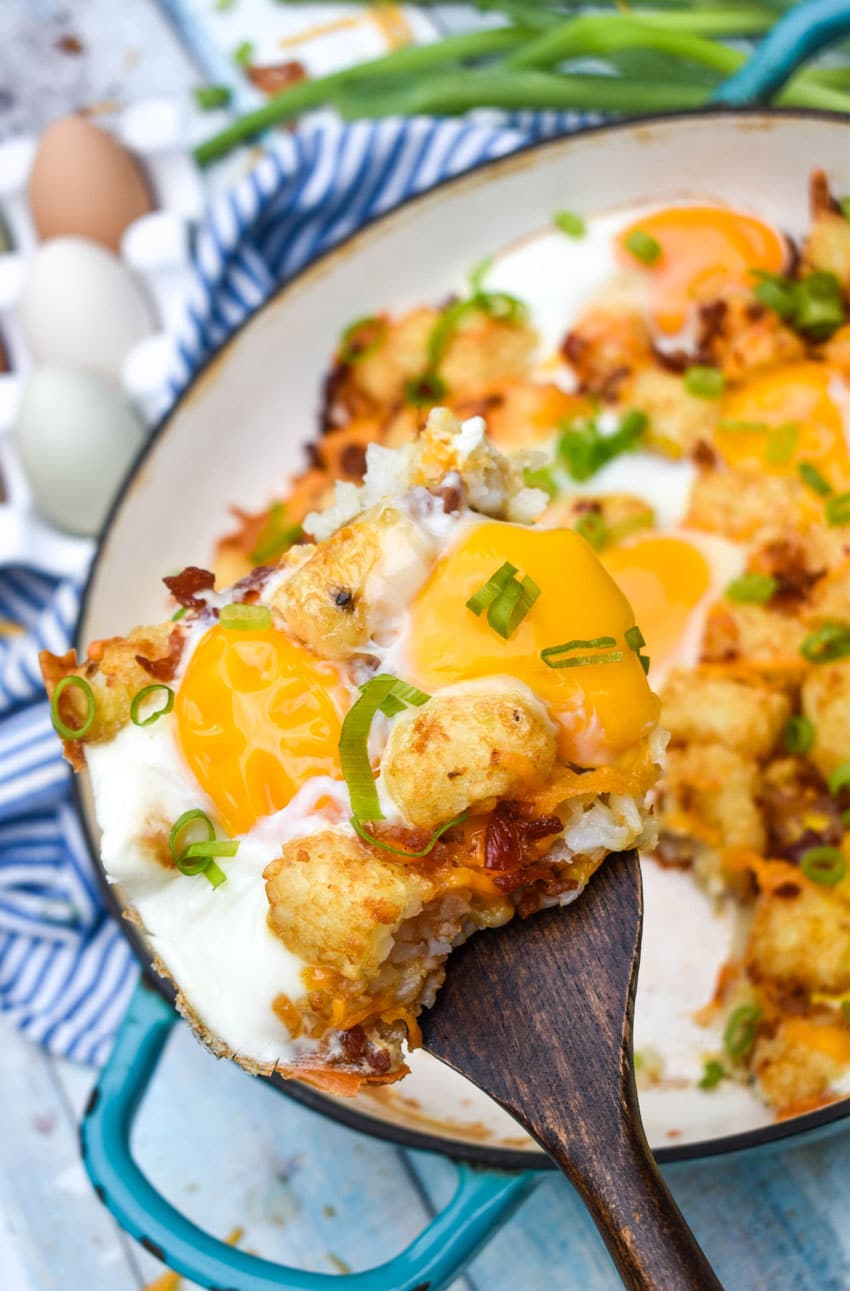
[74,106,850,1172]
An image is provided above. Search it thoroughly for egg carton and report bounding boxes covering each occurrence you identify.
[0,97,206,579]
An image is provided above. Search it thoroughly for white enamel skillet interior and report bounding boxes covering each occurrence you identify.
[76,110,850,1170]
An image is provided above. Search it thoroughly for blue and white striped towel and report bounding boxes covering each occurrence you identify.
[0,111,592,1065]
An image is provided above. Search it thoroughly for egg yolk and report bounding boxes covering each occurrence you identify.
[601,536,712,677]
[716,361,850,481]
[176,625,345,836]
[618,206,787,334]
[405,521,659,765]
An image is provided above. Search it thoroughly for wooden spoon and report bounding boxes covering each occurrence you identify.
[420,851,723,1290]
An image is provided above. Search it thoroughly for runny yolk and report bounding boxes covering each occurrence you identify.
[716,361,850,482]
[601,536,713,678]
[618,205,787,334]
[405,521,659,766]
[176,625,345,836]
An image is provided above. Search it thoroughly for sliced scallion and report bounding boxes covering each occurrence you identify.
[575,511,607,550]
[193,84,232,111]
[684,365,724,399]
[403,371,447,406]
[169,809,234,888]
[764,421,799,466]
[50,675,96,741]
[698,1060,726,1091]
[554,210,586,239]
[466,562,540,640]
[625,229,661,265]
[798,461,832,497]
[541,636,622,670]
[828,761,850,795]
[130,684,175,728]
[800,623,850,664]
[219,603,271,631]
[723,1004,761,1060]
[340,675,430,822]
[800,846,847,886]
[826,491,850,527]
[339,315,387,365]
[725,572,777,605]
[783,715,815,755]
[351,810,468,858]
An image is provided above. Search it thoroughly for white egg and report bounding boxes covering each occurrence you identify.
[20,236,156,382]
[14,365,146,536]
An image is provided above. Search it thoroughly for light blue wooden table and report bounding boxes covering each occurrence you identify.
[3,3,850,1288]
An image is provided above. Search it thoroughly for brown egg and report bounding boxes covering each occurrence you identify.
[28,116,155,253]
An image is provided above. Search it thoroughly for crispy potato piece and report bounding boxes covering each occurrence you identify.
[440,308,537,399]
[701,602,807,667]
[382,685,557,830]
[821,322,850,379]
[272,506,434,659]
[40,623,184,766]
[621,366,718,459]
[749,884,850,994]
[698,294,804,383]
[754,1019,850,1112]
[662,743,765,852]
[562,297,653,398]
[802,169,850,290]
[265,831,438,984]
[661,669,790,759]
[802,660,850,778]
[807,559,850,626]
[686,467,805,543]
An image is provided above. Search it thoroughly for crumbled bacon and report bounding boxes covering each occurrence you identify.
[135,628,183,683]
[246,59,306,97]
[338,1025,391,1073]
[163,566,215,610]
[230,565,278,603]
[484,800,564,894]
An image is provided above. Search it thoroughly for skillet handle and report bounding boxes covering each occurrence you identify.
[81,976,537,1291]
[713,0,850,105]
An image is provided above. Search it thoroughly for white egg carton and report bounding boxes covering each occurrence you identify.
[0,98,206,579]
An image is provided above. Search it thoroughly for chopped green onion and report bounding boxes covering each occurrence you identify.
[794,271,846,339]
[625,229,661,265]
[339,315,387,365]
[130,684,175,728]
[684,365,725,399]
[351,810,468,858]
[466,562,540,640]
[193,84,232,111]
[477,290,527,325]
[233,40,254,66]
[764,421,799,466]
[698,1060,726,1091]
[828,761,850,795]
[752,270,797,320]
[800,846,847,886]
[50,675,96,741]
[219,603,271,631]
[171,607,187,622]
[575,511,607,550]
[371,676,430,717]
[826,491,850,527]
[725,572,777,605]
[541,637,623,670]
[468,257,492,294]
[783,715,815,755]
[554,210,586,239]
[250,503,301,565]
[340,675,430,822]
[723,1004,761,1060]
[625,626,646,652]
[558,409,647,482]
[800,623,850,664]
[841,198,850,224]
[404,371,447,406]
[524,465,558,499]
[717,419,768,434]
[798,461,832,497]
[168,809,233,888]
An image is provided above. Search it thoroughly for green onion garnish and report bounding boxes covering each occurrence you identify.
[698,1060,726,1091]
[723,1004,761,1060]
[800,623,850,664]
[753,269,846,340]
[233,40,254,66]
[130,684,175,728]
[783,715,815,755]
[523,465,558,499]
[340,675,430,822]
[250,503,301,565]
[725,572,777,605]
[575,512,607,550]
[764,421,799,466]
[798,461,832,497]
[554,210,586,239]
[541,637,623,670]
[404,371,447,407]
[557,409,647,483]
[351,810,468,858]
[828,761,850,795]
[339,315,387,365]
[826,491,850,527]
[171,607,188,622]
[684,365,725,399]
[193,85,232,111]
[752,270,797,320]
[219,603,271,631]
[468,257,492,294]
[800,846,847,886]
[466,562,541,640]
[841,198,850,224]
[625,624,651,675]
[50,675,96,741]
[168,809,235,888]
[625,229,661,265]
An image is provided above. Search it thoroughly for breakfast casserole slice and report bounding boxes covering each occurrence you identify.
[42,409,664,1094]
